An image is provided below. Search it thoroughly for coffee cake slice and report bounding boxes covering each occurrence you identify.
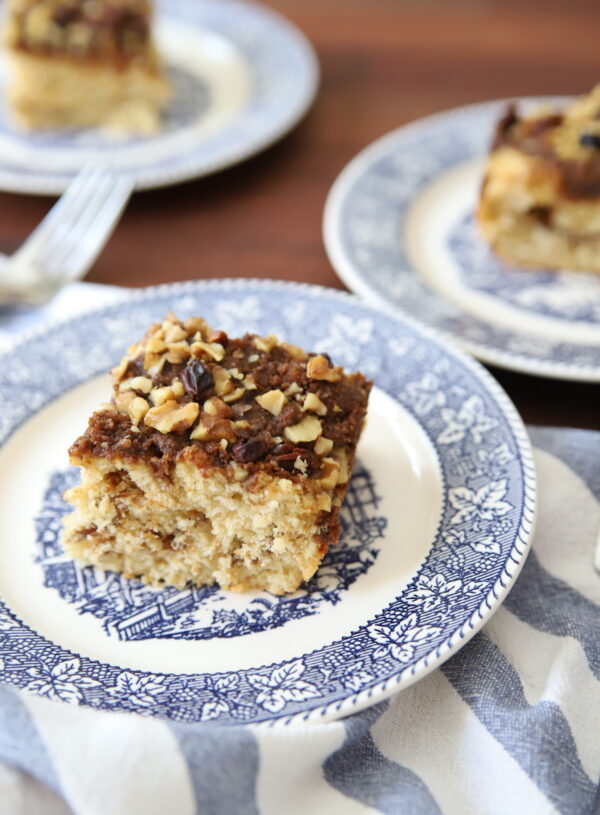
[4,0,170,133]
[61,315,372,594]
[477,85,600,273]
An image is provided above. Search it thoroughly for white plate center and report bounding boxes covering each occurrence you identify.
[0,378,442,675]
[404,158,600,345]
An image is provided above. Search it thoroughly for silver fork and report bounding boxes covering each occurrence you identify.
[0,166,133,307]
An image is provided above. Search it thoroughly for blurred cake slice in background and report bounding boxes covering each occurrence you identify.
[477,85,600,273]
[4,0,170,133]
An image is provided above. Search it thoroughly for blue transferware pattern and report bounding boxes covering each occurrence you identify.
[0,280,535,724]
[35,465,385,641]
[324,98,600,380]
[0,0,318,193]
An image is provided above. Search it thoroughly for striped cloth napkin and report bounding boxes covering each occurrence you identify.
[0,287,598,815]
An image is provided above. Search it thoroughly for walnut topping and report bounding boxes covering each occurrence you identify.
[333,447,349,484]
[314,436,334,456]
[284,415,323,443]
[253,335,277,353]
[191,341,225,362]
[222,387,246,404]
[212,366,234,397]
[190,416,236,442]
[307,354,342,382]
[129,376,153,394]
[184,317,210,336]
[111,357,129,381]
[280,342,307,360]
[243,374,258,391]
[209,330,228,345]
[285,382,302,396]
[318,457,341,489]
[256,389,287,416]
[294,456,308,474]
[164,324,188,343]
[129,396,149,425]
[165,342,191,364]
[302,392,327,416]
[150,385,179,407]
[144,400,199,434]
[316,493,332,513]
[114,390,136,414]
[203,397,233,419]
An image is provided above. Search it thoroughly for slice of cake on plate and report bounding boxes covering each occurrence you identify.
[477,84,600,273]
[4,0,170,133]
[61,314,372,594]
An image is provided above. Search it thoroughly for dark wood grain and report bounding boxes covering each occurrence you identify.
[0,0,598,428]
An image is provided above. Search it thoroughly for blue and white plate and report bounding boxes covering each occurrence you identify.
[324,98,600,382]
[0,0,318,194]
[0,280,535,725]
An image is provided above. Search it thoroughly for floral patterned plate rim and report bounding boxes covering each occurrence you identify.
[323,97,600,382]
[0,0,318,194]
[0,279,536,725]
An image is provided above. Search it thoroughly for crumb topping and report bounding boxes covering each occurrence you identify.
[70,314,372,486]
[5,0,154,65]
[492,85,600,199]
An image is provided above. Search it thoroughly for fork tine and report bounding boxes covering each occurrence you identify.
[41,172,117,267]
[12,166,104,266]
[42,175,133,284]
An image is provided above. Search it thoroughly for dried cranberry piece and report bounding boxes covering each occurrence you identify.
[580,133,600,149]
[275,448,316,475]
[273,442,294,457]
[233,435,271,463]
[181,361,213,401]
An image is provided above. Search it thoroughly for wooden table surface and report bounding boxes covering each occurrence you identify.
[0,0,598,429]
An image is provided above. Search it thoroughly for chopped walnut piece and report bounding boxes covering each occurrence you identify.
[314,436,334,456]
[129,396,149,424]
[302,392,328,416]
[190,416,237,442]
[212,366,234,397]
[253,335,277,353]
[318,457,341,490]
[184,317,210,337]
[150,385,179,407]
[284,415,323,443]
[164,325,188,344]
[285,382,302,396]
[243,374,258,391]
[203,397,233,419]
[280,342,307,360]
[144,400,199,434]
[333,447,350,484]
[256,389,287,416]
[114,391,136,414]
[129,376,153,394]
[146,355,168,378]
[191,341,225,362]
[223,387,246,404]
[111,357,129,381]
[294,456,308,474]
[307,354,342,382]
[171,380,185,398]
[316,493,332,513]
[165,342,191,364]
